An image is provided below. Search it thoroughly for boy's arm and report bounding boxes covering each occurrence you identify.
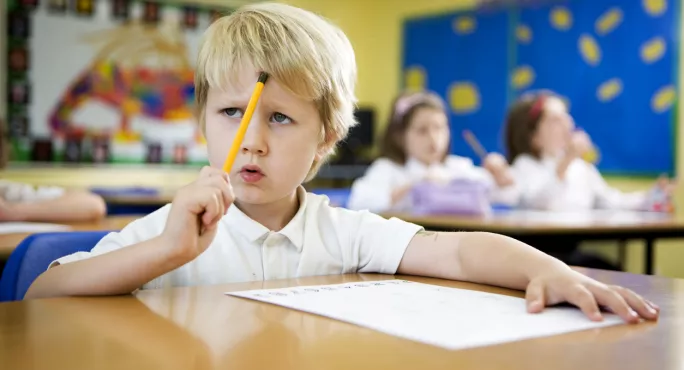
[1,190,107,222]
[397,231,658,323]
[397,231,562,290]
[24,235,184,299]
[25,166,234,300]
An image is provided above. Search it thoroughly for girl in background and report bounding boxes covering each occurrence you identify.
[504,90,674,212]
[0,126,107,222]
[348,91,517,213]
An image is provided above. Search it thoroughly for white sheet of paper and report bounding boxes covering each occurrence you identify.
[227,280,623,351]
[0,222,71,234]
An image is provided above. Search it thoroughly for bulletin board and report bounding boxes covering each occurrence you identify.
[403,10,510,168]
[5,0,230,165]
[403,0,680,176]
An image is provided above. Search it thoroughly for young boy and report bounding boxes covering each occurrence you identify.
[26,3,658,324]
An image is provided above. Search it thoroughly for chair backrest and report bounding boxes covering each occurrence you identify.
[0,231,111,301]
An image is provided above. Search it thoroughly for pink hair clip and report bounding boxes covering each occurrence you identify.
[393,93,426,122]
[528,94,547,120]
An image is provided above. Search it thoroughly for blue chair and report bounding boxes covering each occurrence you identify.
[0,231,111,302]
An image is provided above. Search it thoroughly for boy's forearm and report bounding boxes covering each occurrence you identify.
[11,191,107,222]
[25,235,182,299]
[456,232,568,290]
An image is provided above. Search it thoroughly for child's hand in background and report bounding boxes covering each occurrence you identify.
[424,167,452,185]
[645,175,677,213]
[161,166,234,264]
[525,264,660,323]
[569,131,595,160]
[483,153,514,187]
[655,175,677,195]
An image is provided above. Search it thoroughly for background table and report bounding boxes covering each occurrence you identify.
[386,210,684,275]
[0,271,681,370]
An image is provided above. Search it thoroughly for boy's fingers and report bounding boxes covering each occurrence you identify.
[590,285,638,323]
[525,280,545,313]
[201,191,221,226]
[568,285,603,321]
[610,286,659,321]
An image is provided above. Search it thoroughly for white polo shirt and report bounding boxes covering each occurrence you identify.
[54,187,423,290]
[511,154,647,211]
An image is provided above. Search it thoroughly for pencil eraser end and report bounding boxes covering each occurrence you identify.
[258,72,269,84]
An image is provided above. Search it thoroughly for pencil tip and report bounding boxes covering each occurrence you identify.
[258,72,269,84]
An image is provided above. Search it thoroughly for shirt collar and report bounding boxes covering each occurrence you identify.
[222,186,307,251]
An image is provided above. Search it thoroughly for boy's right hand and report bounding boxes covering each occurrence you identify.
[161,166,234,263]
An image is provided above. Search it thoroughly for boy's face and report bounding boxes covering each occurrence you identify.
[204,65,323,205]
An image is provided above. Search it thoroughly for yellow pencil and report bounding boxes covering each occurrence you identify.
[222,72,269,173]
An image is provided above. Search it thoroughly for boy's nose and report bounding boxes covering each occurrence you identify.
[240,118,268,156]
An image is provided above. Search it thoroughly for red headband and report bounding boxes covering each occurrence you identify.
[529,95,547,120]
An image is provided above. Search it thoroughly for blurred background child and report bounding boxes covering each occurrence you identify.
[348,91,516,212]
[504,90,674,213]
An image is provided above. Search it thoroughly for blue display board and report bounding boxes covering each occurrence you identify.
[403,10,511,166]
[403,0,679,175]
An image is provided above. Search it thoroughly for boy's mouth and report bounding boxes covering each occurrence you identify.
[239,164,265,183]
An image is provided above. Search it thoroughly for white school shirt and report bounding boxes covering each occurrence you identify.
[348,155,518,212]
[0,180,65,203]
[511,154,647,211]
[52,186,423,290]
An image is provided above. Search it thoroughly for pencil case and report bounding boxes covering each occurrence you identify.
[410,179,492,216]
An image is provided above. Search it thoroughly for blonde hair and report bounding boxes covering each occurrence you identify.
[195,3,358,180]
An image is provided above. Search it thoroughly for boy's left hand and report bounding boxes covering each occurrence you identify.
[525,267,660,323]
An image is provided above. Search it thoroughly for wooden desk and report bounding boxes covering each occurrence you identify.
[385,210,684,275]
[0,271,680,370]
[0,215,140,259]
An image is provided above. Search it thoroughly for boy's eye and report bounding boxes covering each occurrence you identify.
[271,112,293,125]
[221,108,243,118]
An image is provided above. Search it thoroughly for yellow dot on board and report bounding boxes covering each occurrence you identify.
[651,85,676,113]
[597,78,623,102]
[516,24,532,44]
[595,7,623,36]
[640,37,666,63]
[511,65,535,90]
[453,16,477,35]
[643,0,667,16]
[550,7,572,31]
[404,66,426,91]
[448,82,480,114]
[578,34,602,66]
